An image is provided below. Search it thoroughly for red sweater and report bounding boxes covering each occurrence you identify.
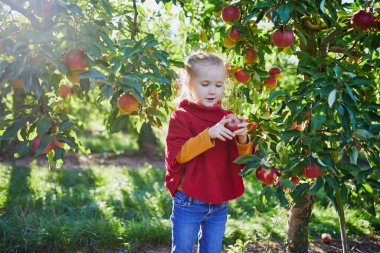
[165,99,248,204]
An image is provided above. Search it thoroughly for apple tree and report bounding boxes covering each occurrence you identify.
[0,0,177,166]
[171,0,380,252]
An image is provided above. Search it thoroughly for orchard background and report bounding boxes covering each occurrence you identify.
[0,0,379,252]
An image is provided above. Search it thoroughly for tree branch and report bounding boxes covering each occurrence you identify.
[301,16,328,31]
[131,0,138,40]
[2,0,41,28]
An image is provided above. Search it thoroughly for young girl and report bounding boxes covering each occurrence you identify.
[165,51,253,253]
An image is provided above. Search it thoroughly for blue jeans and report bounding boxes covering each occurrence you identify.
[171,190,228,253]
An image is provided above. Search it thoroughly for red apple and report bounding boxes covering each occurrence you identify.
[244,48,257,64]
[234,69,251,83]
[290,121,306,131]
[256,167,277,185]
[271,28,295,48]
[351,10,374,30]
[263,76,277,89]
[59,84,71,99]
[321,233,332,244]
[290,176,300,186]
[247,121,258,132]
[225,114,242,132]
[224,36,237,48]
[64,49,87,71]
[229,27,240,41]
[117,93,140,114]
[269,67,281,78]
[32,136,56,154]
[302,161,322,178]
[221,6,241,23]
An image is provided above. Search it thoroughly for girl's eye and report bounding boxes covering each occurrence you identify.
[201,83,209,86]
[216,84,223,88]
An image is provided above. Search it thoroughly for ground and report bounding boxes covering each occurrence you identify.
[5,153,380,253]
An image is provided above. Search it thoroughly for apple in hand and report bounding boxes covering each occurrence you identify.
[225,114,242,132]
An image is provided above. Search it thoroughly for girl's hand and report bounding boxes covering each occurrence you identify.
[234,116,249,144]
[208,117,235,141]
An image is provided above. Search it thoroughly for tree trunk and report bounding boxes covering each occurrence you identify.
[285,194,315,253]
[137,122,157,155]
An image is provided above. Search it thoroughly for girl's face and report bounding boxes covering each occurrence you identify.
[189,64,226,107]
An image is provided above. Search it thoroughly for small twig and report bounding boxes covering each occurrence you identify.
[301,16,328,31]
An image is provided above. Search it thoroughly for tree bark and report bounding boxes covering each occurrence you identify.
[285,194,315,253]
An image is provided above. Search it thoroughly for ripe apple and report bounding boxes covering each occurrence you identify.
[32,136,56,154]
[263,76,277,89]
[269,67,281,78]
[302,161,322,178]
[234,69,251,83]
[59,84,71,99]
[256,167,277,185]
[229,27,240,41]
[224,36,236,48]
[221,6,241,23]
[117,93,140,114]
[64,49,87,71]
[321,233,332,244]
[9,79,24,89]
[290,176,300,186]
[271,28,295,48]
[244,48,257,64]
[225,114,242,131]
[351,10,374,30]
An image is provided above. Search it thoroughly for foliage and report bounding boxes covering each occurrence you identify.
[0,0,177,167]
[171,0,380,215]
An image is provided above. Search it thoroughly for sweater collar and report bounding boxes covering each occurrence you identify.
[179,99,225,123]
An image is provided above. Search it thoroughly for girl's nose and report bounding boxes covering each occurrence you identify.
[209,85,216,93]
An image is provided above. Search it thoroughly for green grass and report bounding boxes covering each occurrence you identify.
[0,162,379,252]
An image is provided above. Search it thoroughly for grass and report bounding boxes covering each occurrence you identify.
[0,162,379,252]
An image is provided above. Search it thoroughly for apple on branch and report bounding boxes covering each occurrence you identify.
[117,93,140,115]
[234,69,251,83]
[221,6,241,23]
[271,28,295,48]
[351,10,374,30]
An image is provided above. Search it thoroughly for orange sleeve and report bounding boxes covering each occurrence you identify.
[175,128,215,164]
[236,139,253,155]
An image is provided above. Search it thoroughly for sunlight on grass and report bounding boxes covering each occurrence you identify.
[0,162,378,252]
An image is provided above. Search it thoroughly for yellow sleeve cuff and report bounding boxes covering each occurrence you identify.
[236,140,253,155]
[175,128,215,163]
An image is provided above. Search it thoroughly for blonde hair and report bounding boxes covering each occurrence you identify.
[174,51,226,105]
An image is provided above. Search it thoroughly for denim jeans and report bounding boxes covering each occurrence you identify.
[171,190,228,253]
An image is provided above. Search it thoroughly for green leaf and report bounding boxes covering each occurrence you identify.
[37,116,52,136]
[354,129,374,141]
[328,89,336,108]
[308,177,323,195]
[325,175,339,190]
[277,3,293,23]
[110,115,129,134]
[239,161,261,176]
[79,69,107,80]
[100,0,112,16]
[234,154,261,164]
[344,82,357,101]
[291,183,309,202]
[311,115,326,134]
[99,32,116,52]
[1,120,24,140]
[275,187,288,207]
[333,65,342,79]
